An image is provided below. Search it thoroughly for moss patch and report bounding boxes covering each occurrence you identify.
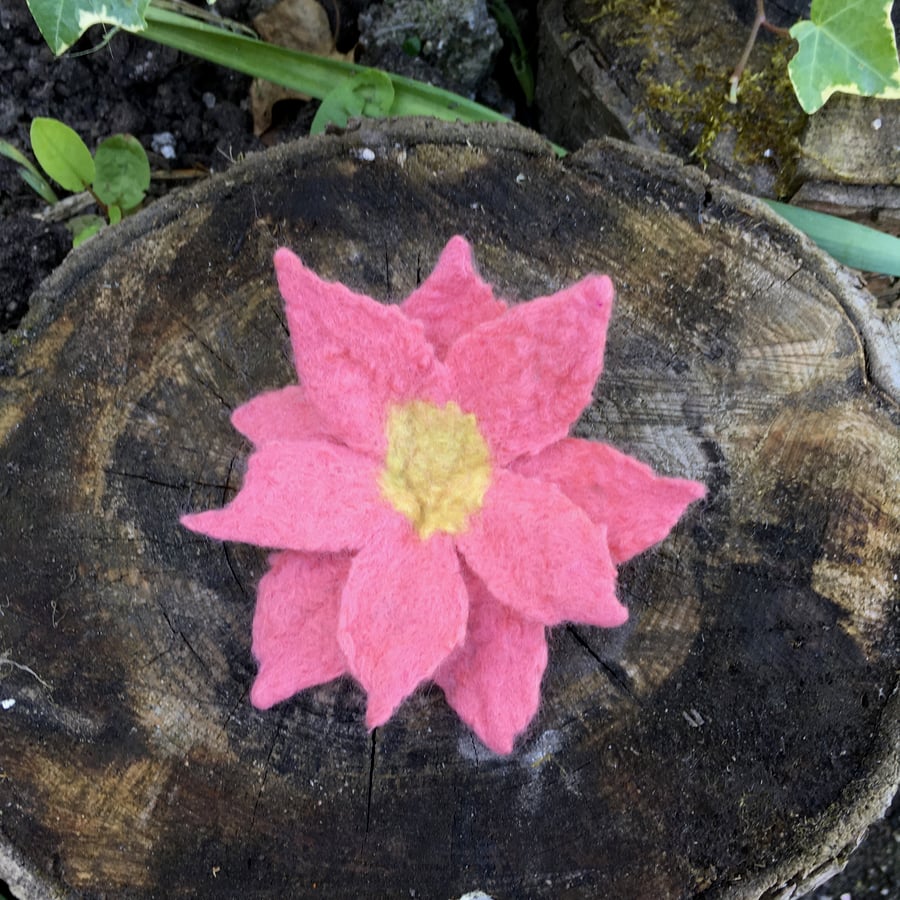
[581,0,808,195]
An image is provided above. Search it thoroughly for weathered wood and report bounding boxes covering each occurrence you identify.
[0,120,897,899]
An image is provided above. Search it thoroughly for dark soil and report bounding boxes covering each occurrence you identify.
[0,1,896,897]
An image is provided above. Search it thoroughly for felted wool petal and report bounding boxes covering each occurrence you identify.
[435,565,548,754]
[181,440,393,553]
[445,275,614,465]
[457,469,626,627]
[231,385,328,446]
[512,438,707,564]
[274,248,452,457]
[401,236,506,360]
[337,516,468,728]
[250,551,350,709]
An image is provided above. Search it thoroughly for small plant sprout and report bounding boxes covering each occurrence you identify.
[729,0,791,104]
[0,118,151,246]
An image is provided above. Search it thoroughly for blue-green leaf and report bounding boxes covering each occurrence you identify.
[765,200,900,276]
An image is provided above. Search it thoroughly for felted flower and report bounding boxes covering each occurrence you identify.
[182,236,705,754]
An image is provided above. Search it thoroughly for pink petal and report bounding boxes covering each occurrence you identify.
[435,565,548,754]
[181,440,393,553]
[401,236,506,360]
[337,517,468,728]
[445,274,615,464]
[512,439,706,564]
[274,248,451,456]
[231,386,328,446]
[457,469,626,627]
[250,551,350,708]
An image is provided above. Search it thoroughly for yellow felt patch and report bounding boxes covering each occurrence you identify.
[380,400,491,539]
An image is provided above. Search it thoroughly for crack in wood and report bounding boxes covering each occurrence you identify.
[221,685,249,731]
[178,630,211,676]
[567,625,638,701]
[155,600,179,639]
[104,468,188,491]
[223,455,239,507]
[154,599,210,675]
[177,317,241,378]
[468,733,480,768]
[222,544,248,598]
[191,372,232,411]
[364,727,377,839]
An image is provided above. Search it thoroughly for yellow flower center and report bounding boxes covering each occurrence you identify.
[379,400,491,540]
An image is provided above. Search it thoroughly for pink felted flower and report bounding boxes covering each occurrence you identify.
[182,236,705,754]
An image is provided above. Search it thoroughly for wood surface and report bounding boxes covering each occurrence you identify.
[0,120,897,899]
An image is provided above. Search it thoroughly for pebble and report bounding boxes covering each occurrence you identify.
[151,132,177,160]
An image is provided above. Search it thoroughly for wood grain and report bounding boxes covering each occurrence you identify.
[0,120,897,899]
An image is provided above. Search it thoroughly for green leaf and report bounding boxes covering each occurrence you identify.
[30,118,95,193]
[0,138,59,202]
[764,200,900,276]
[69,214,106,246]
[788,0,900,113]
[93,134,150,210]
[310,70,395,136]
[401,35,422,57]
[25,0,151,55]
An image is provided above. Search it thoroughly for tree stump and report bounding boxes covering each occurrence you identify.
[0,120,897,899]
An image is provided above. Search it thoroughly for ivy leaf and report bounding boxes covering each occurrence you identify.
[26,0,151,55]
[789,0,900,113]
[310,70,395,135]
[30,118,95,193]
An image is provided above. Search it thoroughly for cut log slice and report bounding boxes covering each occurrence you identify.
[0,120,897,899]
